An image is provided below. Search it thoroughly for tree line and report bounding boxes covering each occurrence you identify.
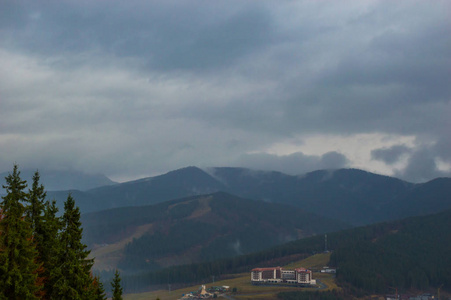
[0,165,123,299]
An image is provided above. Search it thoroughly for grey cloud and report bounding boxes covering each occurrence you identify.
[235,151,349,175]
[0,1,450,182]
[1,1,274,72]
[395,147,451,183]
[371,145,412,165]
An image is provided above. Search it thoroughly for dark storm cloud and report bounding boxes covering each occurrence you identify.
[371,145,412,165]
[0,1,273,72]
[0,0,450,182]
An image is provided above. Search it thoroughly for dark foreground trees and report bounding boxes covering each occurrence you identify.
[111,269,123,300]
[0,165,41,299]
[0,165,100,299]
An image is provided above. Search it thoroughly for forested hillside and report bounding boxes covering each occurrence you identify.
[330,209,451,295]
[119,209,451,295]
[82,192,349,273]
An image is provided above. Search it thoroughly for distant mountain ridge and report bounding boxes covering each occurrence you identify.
[47,166,451,226]
[0,169,116,191]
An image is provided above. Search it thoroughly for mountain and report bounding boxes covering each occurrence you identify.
[0,169,116,192]
[48,166,451,225]
[49,166,224,212]
[82,192,350,274]
[209,167,415,225]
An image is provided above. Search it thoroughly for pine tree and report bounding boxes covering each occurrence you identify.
[111,269,123,300]
[92,275,107,300]
[24,171,48,298]
[51,194,93,299]
[40,200,63,299]
[0,165,42,299]
[25,171,46,232]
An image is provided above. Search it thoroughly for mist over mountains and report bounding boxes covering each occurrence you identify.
[0,169,116,192]
[45,166,451,226]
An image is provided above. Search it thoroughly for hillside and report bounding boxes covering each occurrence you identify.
[0,169,116,191]
[119,209,451,296]
[82,192,350,274]
[60,166,451,226]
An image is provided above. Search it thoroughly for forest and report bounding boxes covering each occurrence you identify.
[0,165,122,299]
[121,209,451,296]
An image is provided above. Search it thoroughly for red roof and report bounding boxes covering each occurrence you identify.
[251,267,282,272]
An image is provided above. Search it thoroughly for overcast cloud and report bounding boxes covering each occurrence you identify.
[0,0,450,182]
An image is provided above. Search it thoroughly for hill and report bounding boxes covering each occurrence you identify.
[119,209,451,296]
[55,166,451,226]
[82,192,349,274]
[0,169,116,191]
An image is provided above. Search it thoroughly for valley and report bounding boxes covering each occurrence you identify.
[124,253,335,300]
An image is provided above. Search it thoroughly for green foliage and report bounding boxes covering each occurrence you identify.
[0,165,103,299]
[111,269,123,300]
[92,276,107,300]
[331,211,451,294]
[40,200,63,298]
[25,171,63,299]
[0,165,41,299]
[51,194,94,299]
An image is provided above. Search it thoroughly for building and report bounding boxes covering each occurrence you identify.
[251,266,316,286]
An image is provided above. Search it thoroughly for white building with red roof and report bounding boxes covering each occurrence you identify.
[251,266,316,286]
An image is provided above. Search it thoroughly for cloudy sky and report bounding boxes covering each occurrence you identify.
[1,0,450,183]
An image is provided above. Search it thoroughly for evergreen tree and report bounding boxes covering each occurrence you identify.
[25,171,48,298]
[51,194,93,299]
[0,165,42,299]
[92,276,107,300]
[40,200,63,299]
[25,171,46,232]
[111,269,123,300]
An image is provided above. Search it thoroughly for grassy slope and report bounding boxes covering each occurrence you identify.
[124,253,338,300]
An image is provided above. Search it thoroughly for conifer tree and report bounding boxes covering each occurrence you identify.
[51,194,93,299]
[25,171,46,232]
[40,200,63,299]
[0,165,41,299]
[92,275,107,300]
[111,269,123,300]
[24,171,48,298]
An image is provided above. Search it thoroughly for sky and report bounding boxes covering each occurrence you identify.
[0,0,450,183]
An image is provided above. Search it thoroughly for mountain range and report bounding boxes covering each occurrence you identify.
[0,169,116,192]
[49,166,451,226]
